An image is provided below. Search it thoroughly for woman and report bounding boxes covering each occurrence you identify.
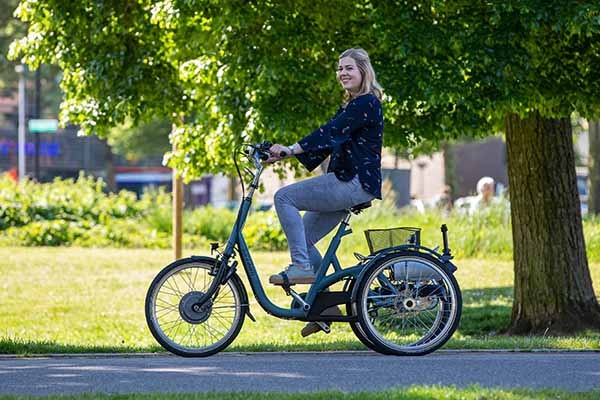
[266,48,384,335]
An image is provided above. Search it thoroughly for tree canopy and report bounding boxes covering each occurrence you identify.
[9,1,600,178]
[0,0,22,91]
[107,118,171,162]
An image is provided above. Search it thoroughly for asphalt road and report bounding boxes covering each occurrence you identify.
[1,351,599,395]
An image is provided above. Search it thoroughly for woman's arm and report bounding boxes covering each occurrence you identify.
[298,94,381,153]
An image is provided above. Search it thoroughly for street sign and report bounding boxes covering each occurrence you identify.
[28,119,58,133]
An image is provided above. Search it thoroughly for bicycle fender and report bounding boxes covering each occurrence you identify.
[350,257,383,303]
[350,249,456,303]
[229,272,256,322]
[367,245,458,274]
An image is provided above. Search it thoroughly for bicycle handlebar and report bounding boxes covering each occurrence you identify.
[243,141,271,161]
[242,141,291,162]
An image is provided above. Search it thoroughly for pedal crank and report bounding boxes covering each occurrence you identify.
[315,321,331,334]
[288,288,310,312]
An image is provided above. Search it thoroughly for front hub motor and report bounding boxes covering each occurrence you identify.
[179,291,213,324]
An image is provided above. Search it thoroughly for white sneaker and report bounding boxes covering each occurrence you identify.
[269,264,316,285]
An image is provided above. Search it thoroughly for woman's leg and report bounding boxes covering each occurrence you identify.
[272,173,373,284]
[303,210,347,272]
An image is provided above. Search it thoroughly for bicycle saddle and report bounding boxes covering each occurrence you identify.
[349,201,372,214]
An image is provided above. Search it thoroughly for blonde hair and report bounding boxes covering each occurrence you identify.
[339,48,383,102]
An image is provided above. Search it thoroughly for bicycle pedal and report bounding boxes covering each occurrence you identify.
[316,321,331,334]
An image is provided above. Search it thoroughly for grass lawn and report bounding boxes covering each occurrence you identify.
[0,386,599,400]
[0,247,599,354]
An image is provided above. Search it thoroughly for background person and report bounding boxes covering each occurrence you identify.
[454,176,496,214]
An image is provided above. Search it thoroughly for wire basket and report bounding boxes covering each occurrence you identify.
[364,227,421,254]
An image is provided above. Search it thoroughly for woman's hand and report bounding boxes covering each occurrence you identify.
[264,143,292,163]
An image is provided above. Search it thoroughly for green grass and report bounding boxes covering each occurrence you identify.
[0,247,599,354]
[0,386,599,399]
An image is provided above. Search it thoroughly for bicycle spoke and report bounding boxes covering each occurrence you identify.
[359,256,460,354]
[180,270,196,292]
[160,282,185,298]
[146,259,247,357]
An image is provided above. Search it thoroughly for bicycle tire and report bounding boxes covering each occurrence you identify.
[343,278,390,354]
[145,257,246,357]
[355,250,462,356]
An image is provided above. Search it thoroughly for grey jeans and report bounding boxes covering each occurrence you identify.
[274,173,375,271]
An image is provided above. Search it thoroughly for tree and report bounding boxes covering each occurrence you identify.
[0,0,22,91]
[1,0,62,126]
[589,120,600,214]
[10,0,600,333]
[107,118,171,162]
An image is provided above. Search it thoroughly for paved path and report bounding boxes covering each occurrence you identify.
[1,351,599,395]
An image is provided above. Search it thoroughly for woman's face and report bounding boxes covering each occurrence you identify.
[337,56,363,94]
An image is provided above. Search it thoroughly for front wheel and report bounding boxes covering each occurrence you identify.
[145,257,246,357]
[356,251,462,356]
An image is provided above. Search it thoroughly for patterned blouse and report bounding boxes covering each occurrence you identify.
[296,93,384,199]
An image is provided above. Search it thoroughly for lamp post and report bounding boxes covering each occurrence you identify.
[15,64,27,182]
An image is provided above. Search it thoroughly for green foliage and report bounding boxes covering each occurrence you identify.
[185,205,236,241]
[0,0,22,90]
[8,220,81,246]
[107,118,171,161]
[0,174,285,250]
[9,1,600,177]
[9,0,186,134]
[2,174,600,262]
[245,210,288,251]
[0,173,140,229]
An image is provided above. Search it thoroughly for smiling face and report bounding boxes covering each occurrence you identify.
[337,56,363,95]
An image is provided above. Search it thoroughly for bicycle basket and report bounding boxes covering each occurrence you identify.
[364,227,421,254]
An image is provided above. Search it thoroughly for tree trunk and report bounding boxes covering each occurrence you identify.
[589,120,600,215]
[442,141,456,201]
[505,112,600,334]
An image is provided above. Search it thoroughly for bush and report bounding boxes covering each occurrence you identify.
[0,174,141,230]
[0,174,287,250]
[3,220,84,246]
[2,174,600,263]
[245,211,287,251]
[185,206,236,241]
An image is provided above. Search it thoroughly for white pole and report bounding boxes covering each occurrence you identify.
[15,64,26,182]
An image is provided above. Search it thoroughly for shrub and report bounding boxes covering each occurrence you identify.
[185,206,236,241]
[0,174,142,229]
[2,174,600,263]
[3,220,84,246]
[245,211,287,251]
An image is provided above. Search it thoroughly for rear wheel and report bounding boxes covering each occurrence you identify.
[344,278,388,353]
[145,258,246,357]
[356,251,461,356]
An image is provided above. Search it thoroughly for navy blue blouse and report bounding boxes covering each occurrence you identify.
[296,93,384,199]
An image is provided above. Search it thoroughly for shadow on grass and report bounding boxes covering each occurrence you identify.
[459,286,513,336]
